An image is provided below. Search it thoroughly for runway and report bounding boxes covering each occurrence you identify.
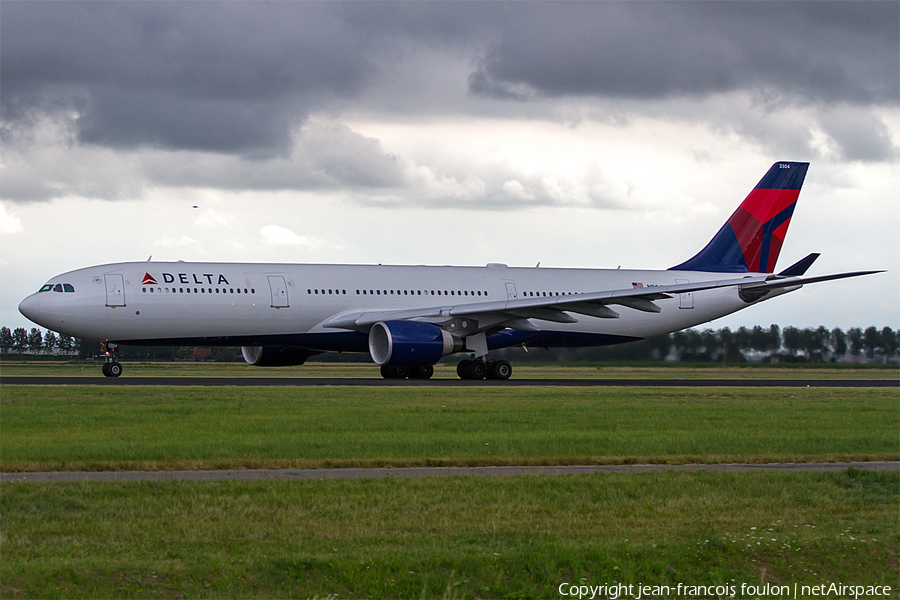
[2,461,897,483]
[3,376,897,387]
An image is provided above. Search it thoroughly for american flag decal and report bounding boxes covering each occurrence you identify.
[632,282,644,288]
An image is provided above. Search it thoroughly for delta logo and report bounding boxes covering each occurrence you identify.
[142,272,231,285]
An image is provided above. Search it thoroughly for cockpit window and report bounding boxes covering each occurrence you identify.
[38,283,75,293]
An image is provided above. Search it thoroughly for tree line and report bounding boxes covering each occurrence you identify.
[2,324,898,364]
[495,324,900,364]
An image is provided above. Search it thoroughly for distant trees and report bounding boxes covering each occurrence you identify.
[1,323,898,364]
[493,324,899,365]
[0,327,12,353]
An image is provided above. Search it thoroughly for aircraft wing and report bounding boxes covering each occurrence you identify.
[322,269,881,334]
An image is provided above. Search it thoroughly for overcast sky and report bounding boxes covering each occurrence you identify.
[2,1,898,334]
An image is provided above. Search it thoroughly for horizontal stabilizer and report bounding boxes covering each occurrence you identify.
[778,253,819,276]
[739,270,884,294]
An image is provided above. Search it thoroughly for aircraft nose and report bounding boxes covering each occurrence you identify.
[18,294,43,325]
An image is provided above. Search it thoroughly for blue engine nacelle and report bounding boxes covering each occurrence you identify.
[241,346,318,366]
[368,321,458,366]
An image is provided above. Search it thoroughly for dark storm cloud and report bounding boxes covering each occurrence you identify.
[469,2,899,106]
[1,2,374,155]
[1,1,896,169]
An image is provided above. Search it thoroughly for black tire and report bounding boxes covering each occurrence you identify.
[485,360,496,379]
[457,359,472,379]
[410,365,434,379]
[107,362,122,378]
[469,360,486,380]
[380,365,396,379]
[101,362,111,377]
[493,360,512,380]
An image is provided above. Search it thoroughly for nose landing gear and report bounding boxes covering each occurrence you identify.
[100,342,122,378]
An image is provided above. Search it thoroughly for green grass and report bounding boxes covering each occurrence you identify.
[2,470,897,599]
[1,359,898,378]
[1,386,897,472]
[2,380,897,598]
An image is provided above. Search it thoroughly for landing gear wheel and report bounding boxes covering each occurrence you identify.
[488,360,512,380]
[409,365,434,380]
[469,360,486,380]
[457,359,486,380]
[103,362,122,378]
[380,365,416,379]
[457,360,472,379]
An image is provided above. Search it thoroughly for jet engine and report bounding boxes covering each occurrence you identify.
[368,321,459,366]
[241,346,318,366]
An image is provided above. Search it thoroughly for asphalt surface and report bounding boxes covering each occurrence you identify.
[2,462,896,483]
[3,376,897,387]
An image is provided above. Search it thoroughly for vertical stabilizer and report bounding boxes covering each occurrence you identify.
[670,161,809,273]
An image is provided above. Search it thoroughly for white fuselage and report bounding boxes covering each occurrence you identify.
[18,261,774,353]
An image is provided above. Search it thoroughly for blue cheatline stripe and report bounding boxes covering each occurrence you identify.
[487,329,641,350]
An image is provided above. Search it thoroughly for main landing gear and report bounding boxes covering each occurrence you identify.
[457,358,512,380]
[378,359,513,380]
[100,342,122,378]
[380,365,435,379]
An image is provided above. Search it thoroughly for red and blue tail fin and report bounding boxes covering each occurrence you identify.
[670,161,809,273]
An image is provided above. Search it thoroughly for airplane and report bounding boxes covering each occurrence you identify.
[18,161,880,379]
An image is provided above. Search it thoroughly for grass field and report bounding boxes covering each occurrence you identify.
[1,359,898,379]
[1,372,898,598]
[1,386,897,471]
[2,470,897,599]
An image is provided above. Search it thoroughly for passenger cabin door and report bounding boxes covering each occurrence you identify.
[268,275,289,308]
[105,274,126,307]
[505,282,518,300]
